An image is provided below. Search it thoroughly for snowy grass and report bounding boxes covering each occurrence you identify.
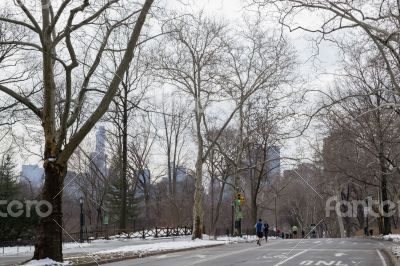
[0,235,190,256]
[94,239,224,255]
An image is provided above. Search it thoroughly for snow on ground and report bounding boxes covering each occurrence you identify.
[0,236,193,256]
[94,239,224,255]
[382,234,400,242]
[392,246,400,258]
[24,258,70,265]
[373,234,400,259]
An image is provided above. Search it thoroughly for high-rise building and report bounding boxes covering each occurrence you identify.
[266,145,281,178]
[20,164,44,187]
[90,126,107,177]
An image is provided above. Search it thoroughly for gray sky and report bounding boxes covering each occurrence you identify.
[3,0,340,172]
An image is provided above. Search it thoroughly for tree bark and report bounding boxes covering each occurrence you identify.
[335,191,345,238]
[119,87,128,231]
[33,162,66,261]
[31,0,154,261]
[192,100,204,239]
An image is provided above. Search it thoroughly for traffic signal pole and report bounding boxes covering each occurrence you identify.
[234,192,245,236]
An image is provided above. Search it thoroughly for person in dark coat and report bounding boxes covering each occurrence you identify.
[263,223,269,242]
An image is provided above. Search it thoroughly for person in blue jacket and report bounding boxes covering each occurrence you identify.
[255,219,265,246]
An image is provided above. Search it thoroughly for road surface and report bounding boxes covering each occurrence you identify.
[103,238,392,266]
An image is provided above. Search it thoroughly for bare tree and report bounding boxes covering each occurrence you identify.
[256,0,400,101]
[210,17,296,233]
[160,96,190,199]
[152,13,229,239]
[320,55,400,235]
[127,114,157,226]
[103,36,151,231]
[0,0,154,261]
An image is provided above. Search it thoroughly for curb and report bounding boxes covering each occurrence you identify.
[64,243,226,266]
[381,248,399,266]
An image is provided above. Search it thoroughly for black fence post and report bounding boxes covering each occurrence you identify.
[166,227,169,237]
[142,228,145,239]
[184,226,187,235]
[155,227,158,238]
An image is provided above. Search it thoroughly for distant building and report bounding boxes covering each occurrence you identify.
[266,146,281,179]
[89,126,108,178]
[20,164,44,187]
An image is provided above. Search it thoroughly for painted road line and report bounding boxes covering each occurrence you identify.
[376,249,387,266]
[273,249,308,266]
[189,246,267,265]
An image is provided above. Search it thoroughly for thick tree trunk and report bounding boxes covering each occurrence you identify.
[33,162,66,261]
[192,140,204,239]
[335,191,345,238]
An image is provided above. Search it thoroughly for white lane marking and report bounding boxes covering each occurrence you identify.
[335,253,346,257]
[255,248,373,252]
[189,246,261,265]
[273,249,308,266]
[377,249,387,266]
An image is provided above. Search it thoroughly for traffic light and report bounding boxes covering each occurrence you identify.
[236,193,245,205]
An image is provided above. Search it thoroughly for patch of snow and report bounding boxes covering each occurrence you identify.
[23,258,70,265]
[94,239,224,255]
[383,234,400,242]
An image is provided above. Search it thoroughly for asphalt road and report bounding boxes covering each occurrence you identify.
[103,238,392,266]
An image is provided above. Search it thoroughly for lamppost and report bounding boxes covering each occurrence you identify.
[364,198,369,236]
[80,197,84,243]
[275,196,278,237]
[231,201,234,237]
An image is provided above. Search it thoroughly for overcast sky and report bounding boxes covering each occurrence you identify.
[5,0,340,171]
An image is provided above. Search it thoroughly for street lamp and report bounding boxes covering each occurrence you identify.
[364,198,369,236]
[80,197,84,243]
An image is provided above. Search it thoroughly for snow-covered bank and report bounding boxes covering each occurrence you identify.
[26,239,227,265]
[16,234,273,265]
[372,234,400,262]
[24,258,70,266]
[94,239,224,255]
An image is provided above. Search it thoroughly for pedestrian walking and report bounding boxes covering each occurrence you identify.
[263,223,269,242]
[301,229,305,238]
[255,219,264,246]
[292,225,298,239]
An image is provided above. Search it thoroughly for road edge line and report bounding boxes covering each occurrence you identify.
[380,248,398,266]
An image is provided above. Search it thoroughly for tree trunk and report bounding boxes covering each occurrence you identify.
[192,138,204,239]
[211,180,226,239]
[335,191,345,238]
[33,162,66,261]
[119,90,128,232]
[251,193,257,227]
[381,173,391,235]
